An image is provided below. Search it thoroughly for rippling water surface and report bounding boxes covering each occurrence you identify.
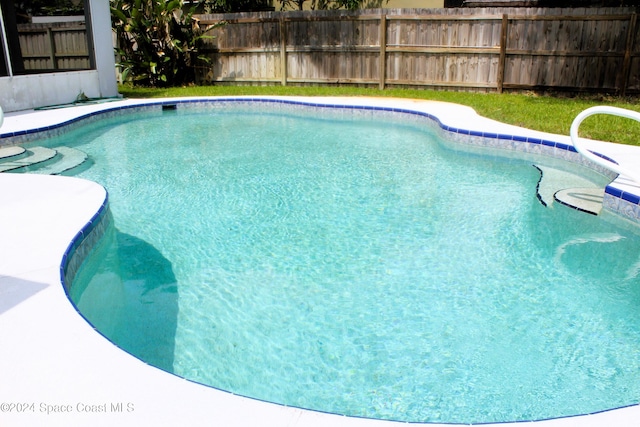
[62,105,640,423]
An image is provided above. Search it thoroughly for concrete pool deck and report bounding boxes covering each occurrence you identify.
[1,97,640,427]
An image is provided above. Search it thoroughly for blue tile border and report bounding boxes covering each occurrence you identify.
[0,102,160,141]
[2,97,639,225]
[623,192,639,205]
[59,192,111,292]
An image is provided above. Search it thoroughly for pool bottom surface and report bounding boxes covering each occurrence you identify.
[67,106,640,424]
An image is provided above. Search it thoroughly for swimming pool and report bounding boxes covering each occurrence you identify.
[3,98,630,427]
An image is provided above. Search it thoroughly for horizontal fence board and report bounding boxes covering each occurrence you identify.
[506,50,625,57]
[195,7,640,94]
[386,46,500,54]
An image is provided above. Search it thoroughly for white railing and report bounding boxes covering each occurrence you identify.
[570,106,640,183]
[0,105,3,129]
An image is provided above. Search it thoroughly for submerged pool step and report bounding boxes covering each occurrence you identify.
[29,147,88,175]
[0,146,88,175]
[554,187,604,215]
[534,164,604,215]
[0,146,26,161]
[0,146,57,172]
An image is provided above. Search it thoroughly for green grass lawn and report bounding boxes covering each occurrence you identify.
[118,84,640,146]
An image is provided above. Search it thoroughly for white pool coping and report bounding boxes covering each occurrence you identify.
[1,96,640,427]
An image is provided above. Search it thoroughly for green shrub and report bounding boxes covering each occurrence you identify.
[112,0,220,87]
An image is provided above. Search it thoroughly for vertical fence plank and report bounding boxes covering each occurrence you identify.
[497,14,507,92]
[280,17,287,86]
[47,28,57,69]
[621,13,637,96]
[379,14,387,90]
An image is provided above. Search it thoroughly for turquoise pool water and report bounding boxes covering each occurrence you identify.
[55,104,640,424]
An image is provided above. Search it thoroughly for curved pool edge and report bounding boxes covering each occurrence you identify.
[2,95,639,224]
[0,173,359,427]
[2,96,640,426]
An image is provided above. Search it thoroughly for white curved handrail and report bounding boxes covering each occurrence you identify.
[570,106,640,183]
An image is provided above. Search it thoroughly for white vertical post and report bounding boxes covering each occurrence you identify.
[87,0,118,97]
[0,4,13,77]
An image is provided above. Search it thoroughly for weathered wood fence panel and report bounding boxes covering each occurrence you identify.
[18,22,91,72]
[196,7,640,94]
[503,11,633,91]
[286,16,380,84]
[383,14,503,88]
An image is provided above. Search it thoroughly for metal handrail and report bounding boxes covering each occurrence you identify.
[0,105,3,129]
[570,106,640,183]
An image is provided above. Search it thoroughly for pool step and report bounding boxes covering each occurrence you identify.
[534,164,604,215]
[554,187,604,216]
[0,146,26,161]
[29,147,88,175]
[0,146,88,175]
[0,146,57,172]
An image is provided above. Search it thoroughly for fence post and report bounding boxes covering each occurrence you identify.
[47,27,57,70]
[280,15,287,86]
[497,14,508,93]
[621,13,637,97]
[379,13,387,90]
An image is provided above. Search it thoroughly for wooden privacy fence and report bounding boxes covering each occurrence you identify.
[18,22,91,72]
[196,7,640,94]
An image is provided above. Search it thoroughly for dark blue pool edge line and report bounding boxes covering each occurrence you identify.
[0,98,623,159]
[0,97,622,162]
[1,96,635,216]
[21,97,640,424]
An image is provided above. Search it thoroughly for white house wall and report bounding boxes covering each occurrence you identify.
[0,71,103,112]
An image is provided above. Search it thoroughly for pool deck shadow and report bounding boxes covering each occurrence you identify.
[0,277,48,316]
[1,97,640,427]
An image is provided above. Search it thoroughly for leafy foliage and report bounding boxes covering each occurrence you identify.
[201,0,275,13]
[111,0,221,87]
